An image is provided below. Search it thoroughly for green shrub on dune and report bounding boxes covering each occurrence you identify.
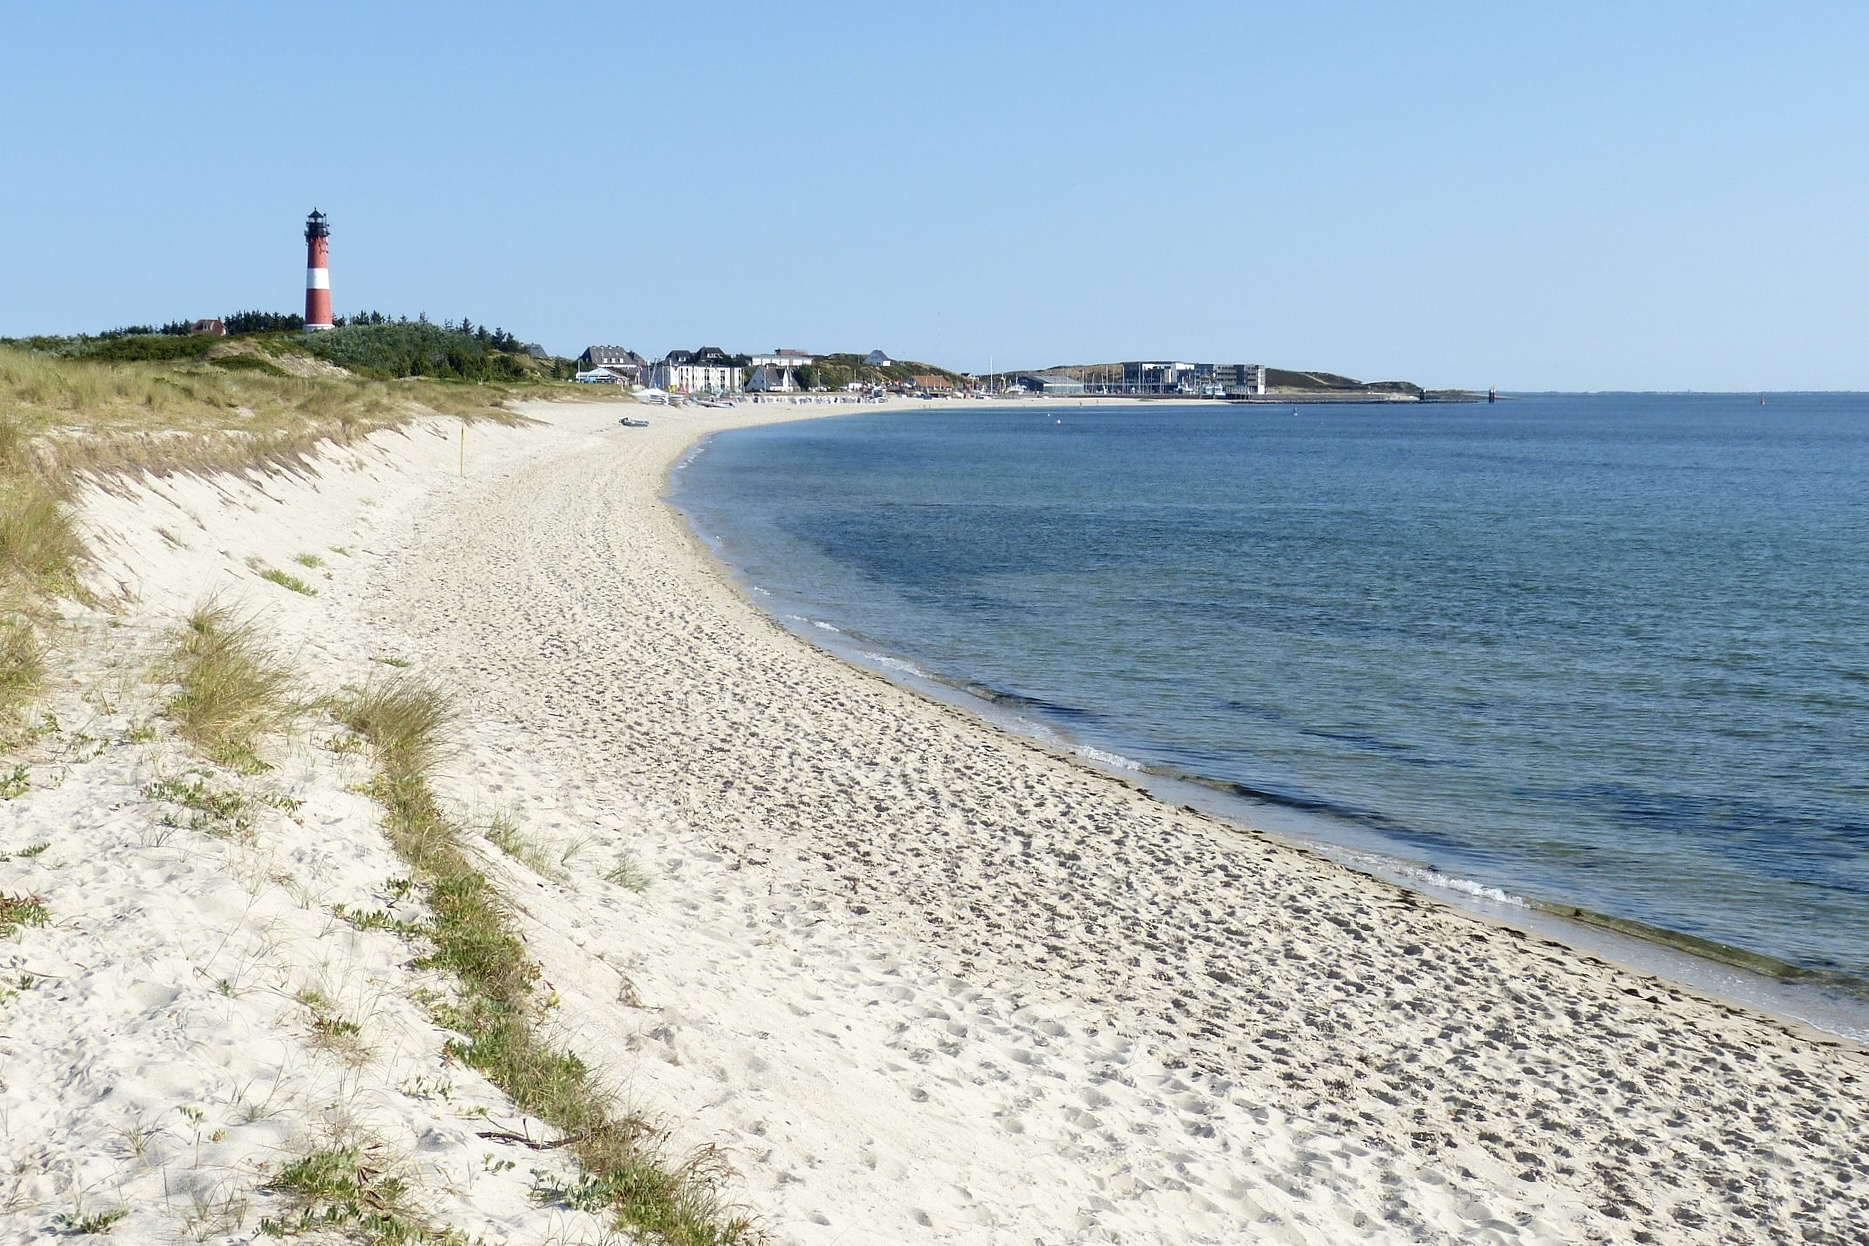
[299,321,543,383]
[77,335,218,364]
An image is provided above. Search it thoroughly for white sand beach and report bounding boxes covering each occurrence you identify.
[2,398,1864,1244]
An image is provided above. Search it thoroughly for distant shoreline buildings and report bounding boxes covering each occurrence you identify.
[576,346,884,397]
[1016,362,1266,398]
[575,343,1270,401]
[576,346,822,395]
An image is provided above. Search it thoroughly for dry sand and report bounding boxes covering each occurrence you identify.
[3,398,1864,1244]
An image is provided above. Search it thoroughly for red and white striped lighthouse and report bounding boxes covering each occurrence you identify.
[304,209,333,330]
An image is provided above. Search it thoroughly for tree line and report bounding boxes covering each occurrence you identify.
[22,313,562,380]
[89,311,529,353]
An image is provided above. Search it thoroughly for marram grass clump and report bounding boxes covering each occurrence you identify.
[257,565,318,596]
[162,600,299,769]
[336,677,757,1245]
[0,616,45,730]
[0,475,86,591]
[339,677,453,789]
[0,419,87,728]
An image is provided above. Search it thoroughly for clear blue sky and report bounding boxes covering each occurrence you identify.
[2,2,1863,390]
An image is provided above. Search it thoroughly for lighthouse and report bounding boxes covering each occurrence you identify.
[304,209,333,330]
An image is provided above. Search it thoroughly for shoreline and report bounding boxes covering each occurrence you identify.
[19,399,1866,1244]
[420,400,1863,1240]
[668,403,1869,1044]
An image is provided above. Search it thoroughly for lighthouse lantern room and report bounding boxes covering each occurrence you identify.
[304,209,333,330]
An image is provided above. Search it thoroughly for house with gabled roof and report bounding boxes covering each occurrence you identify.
[747,348,815,393]
[649,346,746,395]
[577,345,648,383]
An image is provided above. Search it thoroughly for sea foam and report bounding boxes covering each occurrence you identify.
[1076,745,1145,772]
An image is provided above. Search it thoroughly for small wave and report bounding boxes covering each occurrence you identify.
[749,585,771,596]
[1008,715,1064,744]
[863,651,927,678]
[959,683,1106,725]
[1176,772,1426,840]
[1076,745,1145,772]
[810,619,842,633]
[1403,868,1526,908]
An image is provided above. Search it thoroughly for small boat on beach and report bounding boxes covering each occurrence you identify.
[618,417,650,428]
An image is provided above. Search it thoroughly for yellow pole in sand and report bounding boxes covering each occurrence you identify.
[458,419,466,477]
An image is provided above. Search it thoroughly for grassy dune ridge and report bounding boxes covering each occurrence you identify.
[0,338,567,722]
[0,341,590,479]
[0,329,615,701]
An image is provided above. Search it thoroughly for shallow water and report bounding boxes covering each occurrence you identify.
[673,394,1868,991]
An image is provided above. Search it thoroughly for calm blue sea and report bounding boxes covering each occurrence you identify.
[672,395,1868,993]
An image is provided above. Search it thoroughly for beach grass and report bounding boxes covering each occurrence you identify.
[0,416,86,727]
[605,852,653,893]
[339,678,453,785]
[0,344,576,482]
[482,807,561,878]
[161,601,299,769]
[0,471,86,588]
[1,344,408,477]
[336,677,757,1245]
[256,565,318,596]
[0,617,46,730]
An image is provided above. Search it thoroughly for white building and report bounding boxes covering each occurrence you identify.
[648,346,745,395]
